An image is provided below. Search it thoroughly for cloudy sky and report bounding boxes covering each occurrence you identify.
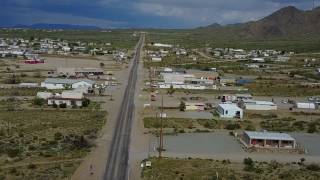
[0,0,317,28]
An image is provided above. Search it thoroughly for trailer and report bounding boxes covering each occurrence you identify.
[295,102,316,109]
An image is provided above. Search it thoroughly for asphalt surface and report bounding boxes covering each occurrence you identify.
[103,34,144,180]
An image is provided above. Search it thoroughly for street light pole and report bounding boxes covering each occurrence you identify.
[159,94,164,158]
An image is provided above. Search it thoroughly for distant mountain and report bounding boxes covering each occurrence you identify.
[199,6,320,38]
[12,23,102,30]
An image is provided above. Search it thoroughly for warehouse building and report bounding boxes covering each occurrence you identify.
[242,131,296,149]
[239,100,277,110]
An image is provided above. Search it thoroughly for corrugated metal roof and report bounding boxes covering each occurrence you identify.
[244,131,295,141]
[44,78,95,85]
[243,100,275,106]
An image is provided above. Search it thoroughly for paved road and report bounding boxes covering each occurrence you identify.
[103,34,144,180]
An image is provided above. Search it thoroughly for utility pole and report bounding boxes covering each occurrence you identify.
[313,0,315,10]
[158,94,164,158]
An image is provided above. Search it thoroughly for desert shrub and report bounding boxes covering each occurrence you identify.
[225,123,241,130]
[54,132,63,141]
[306,164,320,171]
[82,98,90,107]
[33,98,45,106]
[6,147,21,158]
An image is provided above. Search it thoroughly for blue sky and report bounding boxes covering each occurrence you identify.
[0,0,317,28]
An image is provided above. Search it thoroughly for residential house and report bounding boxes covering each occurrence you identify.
[48,91,84,107]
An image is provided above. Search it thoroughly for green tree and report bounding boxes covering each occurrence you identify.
[82,98,90,107]
[179,101,186,111]
[167,85,175,95]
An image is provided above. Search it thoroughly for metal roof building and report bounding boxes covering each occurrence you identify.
[242,131,296,149]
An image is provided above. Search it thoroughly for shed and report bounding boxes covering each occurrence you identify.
[217,103,243,119]
[185,102,205,111]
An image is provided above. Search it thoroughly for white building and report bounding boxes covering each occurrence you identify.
[36,92,53,99]
[41,78,95,90]
[18,83,39,88]
[217,103,243,119]
[48,91,84,107]
[151,57,162,62]
[62,46,71,52]
[159,73,214,90]
[295,102,316,109]
[240,100,277,111]
[252,58,265,63]
[153,43,173,48]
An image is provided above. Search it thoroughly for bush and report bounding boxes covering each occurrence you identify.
[82,98,90,107]
[243,157,254,166]
[5,75,21,84]
[27,163,37,169]
[33,98,45,106]
[225,123,241,130]
[306,164,320,171]
[53,103,58,108]
[54,132,63,141]
[6,147,21,158]
[59,103,67,108]
[179,101,185,111]
[243,157,255,172]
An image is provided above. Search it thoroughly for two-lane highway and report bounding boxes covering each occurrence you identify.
[104,34,144,180]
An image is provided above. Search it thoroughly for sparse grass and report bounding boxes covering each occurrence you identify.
[0,109,106,179]
[142,157,320,180]
[146,29,320,53]
[143,117,194,129]
[245,79,320,96]
[0,88,45,96]
[260,117,320,133]
[143,117,254,132]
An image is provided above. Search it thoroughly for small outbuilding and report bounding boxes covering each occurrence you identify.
[242,131,296,149]
[295,102,316,109]
[185,102,205,111]
[217,103,243,119]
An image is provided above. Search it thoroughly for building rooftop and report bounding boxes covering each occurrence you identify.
[44,78,95,85]
[218,103,242,111]
[243,100,276,106]
[244,131,295,141]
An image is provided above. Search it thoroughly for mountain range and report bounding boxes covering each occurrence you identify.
[198,6,320,38]
[6,6,320,39]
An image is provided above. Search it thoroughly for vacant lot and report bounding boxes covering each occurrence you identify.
[0,109,106,179]
[143,117,254,134]
[245,79,320,97]
[142,157,320,180]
